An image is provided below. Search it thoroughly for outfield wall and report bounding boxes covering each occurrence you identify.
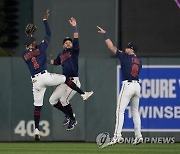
[0,57,180,142]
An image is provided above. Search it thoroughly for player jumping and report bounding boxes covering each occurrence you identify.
[49,17,87,131]
[22,9,93,141]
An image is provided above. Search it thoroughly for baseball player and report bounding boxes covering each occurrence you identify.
[22,10,93,141]
[97,26,143,145]
[49,17,90,131]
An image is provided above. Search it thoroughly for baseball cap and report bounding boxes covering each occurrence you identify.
[63,37,72,44]
[126,42,138,52]
[25,36,36,46]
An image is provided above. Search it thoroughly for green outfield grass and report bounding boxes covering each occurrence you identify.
[0,142,179,154]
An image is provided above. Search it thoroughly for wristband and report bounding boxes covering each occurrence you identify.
[74,26,78,33]
[104,32,109,40]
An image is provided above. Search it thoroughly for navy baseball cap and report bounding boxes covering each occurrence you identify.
[63,37,72,44]
[126,42,138,52]
[25,36,36,46]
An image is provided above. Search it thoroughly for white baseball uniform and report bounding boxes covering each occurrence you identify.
[49,77,81,106]
[114,80,142,138]
[31,71,66,106]
[114,48,142,139]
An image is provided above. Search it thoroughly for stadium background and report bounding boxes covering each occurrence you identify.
[0,0,180,142]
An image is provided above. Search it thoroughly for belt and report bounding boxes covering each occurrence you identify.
[32,70,47,78]
[123,80,139,83]
[68,76,78,80]
[69,77,74,80]
[127,80,139,83]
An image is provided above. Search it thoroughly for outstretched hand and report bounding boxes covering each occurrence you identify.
[69,17,77,26]
[97,26,106,34]
[44,9,50,20]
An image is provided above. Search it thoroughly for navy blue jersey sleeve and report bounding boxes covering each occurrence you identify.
[43,20,51,43]
[73,38,79,54]
[116,49,124,60]
[54,53,61,65]
[38,20,51,52]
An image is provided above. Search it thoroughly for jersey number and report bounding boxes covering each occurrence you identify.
[31,57,39,69]
[131,64,139,77]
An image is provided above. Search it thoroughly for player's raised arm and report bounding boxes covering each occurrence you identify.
[69,17,78,38]
[97,26,117,54]
[43,9,51,42]
[44,9,50,20]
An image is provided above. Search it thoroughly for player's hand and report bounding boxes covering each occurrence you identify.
[69,17,77,27]
[97,26,106,34]
[44,9,50,20]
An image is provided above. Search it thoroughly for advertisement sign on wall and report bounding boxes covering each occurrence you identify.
[117,65,180,132]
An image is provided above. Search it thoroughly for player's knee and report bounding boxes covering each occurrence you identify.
[119,106,126,114]
[60,98,69,106]
[34,99,43,106]
[49,96,56,106]
[131,109,139,116]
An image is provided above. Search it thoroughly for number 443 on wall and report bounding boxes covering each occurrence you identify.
[14,120,50,137]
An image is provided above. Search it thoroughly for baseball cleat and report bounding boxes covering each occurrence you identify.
[66,119,77,131]
[34,128,40,141]
[62,115,70,126]
[132,137,143,145]
[81,91,94,101]
[108,136,124,146]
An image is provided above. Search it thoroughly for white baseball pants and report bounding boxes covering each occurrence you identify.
[114,80,142,138]
[49,77,81,106]
[31,70,66,106]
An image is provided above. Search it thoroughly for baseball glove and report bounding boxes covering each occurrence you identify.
[25,23,37,36]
